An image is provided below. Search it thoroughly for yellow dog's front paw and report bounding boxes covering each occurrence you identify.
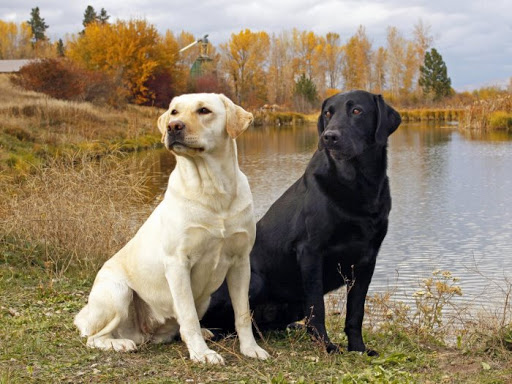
[190,349,225,364]
[87,337,137,352]
[241,343,270,360]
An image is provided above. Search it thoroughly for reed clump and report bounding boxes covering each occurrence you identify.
[462,95,512,131]
[399,108,465,122]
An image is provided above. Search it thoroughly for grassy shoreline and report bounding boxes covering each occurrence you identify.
[2,249,511,383]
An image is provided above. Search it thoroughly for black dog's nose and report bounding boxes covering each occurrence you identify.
[168,120,186,131]
[322,131,340,146]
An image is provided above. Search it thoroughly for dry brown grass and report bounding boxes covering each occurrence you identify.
[462,95,512,131]
[0,152,154,276]
[0,74,163,174]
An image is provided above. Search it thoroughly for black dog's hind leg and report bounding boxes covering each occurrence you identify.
[298,246,341,354]
[344,261,378,356]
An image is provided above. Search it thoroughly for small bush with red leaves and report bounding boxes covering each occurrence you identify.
[12,58,126,107]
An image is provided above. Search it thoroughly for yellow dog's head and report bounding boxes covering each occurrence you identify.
[158,93,253,156]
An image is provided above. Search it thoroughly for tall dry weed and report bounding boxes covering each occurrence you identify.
[0,152,153,276]
[462,95,512,131]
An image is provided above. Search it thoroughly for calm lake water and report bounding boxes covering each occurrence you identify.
[140,122,512,314]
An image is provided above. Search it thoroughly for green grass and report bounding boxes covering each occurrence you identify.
[1,251,511,383]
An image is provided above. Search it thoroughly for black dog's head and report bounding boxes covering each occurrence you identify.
[317,90,401,160]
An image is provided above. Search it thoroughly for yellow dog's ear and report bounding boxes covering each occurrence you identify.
[219,94,253,139]
[157,109,171,143]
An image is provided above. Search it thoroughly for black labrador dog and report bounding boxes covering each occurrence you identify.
[202,90,401,355]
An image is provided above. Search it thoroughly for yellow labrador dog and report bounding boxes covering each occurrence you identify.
[74,93,269,364]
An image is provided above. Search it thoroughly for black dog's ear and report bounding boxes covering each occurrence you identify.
[375,94,401,145]
[317,98,329,150]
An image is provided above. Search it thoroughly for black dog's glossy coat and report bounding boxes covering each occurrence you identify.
[202,91,401,354]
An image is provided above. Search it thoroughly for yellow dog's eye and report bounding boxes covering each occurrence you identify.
[198,107,211,115]
[171,109,178,115]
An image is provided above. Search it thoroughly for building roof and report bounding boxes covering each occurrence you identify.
[0,59,32,73]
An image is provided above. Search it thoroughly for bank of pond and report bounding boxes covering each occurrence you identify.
[254,106,511,132]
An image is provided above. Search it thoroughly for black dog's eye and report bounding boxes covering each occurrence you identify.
[171,109,178,115]
[198,107,211,115]
[324,110,332,118]
[352,108,362,115]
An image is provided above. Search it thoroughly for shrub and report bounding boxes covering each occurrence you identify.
[12,58,125,107]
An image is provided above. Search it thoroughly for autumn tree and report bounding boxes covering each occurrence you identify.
[323,32,343,90]
[371,47,387,94]
[291,30,321,82]
[402,41,418,94]
[341,26,372,90]
[68,19,161,104]
[147,30,188,106]
[419,48,452,101]
[386,26,406,98]
[0,21,33,59]
[267,32,294,105]
[413,20,433,72]
[220,29,269,106]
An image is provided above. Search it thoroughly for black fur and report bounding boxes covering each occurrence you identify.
[202,90,401,355]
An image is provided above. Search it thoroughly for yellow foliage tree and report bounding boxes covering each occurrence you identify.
[341,26,372,91]
[67,19,161,104]
[267,32,294,106]
[158,30,186,94]
[291,29,320,80]
[0,21,33,59]
[372,46,387,94]
[220,29,270,107]
[386,26,405,97]
[403,41,417,94]
[323,32,343,90]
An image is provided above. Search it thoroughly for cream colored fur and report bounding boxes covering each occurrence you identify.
[74,93,269,364]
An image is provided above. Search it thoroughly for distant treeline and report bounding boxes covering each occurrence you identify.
[1,15,511,115]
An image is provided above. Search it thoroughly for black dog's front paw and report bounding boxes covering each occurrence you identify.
[326,342,343,354]
[286,322,307,331]
[348,345,379,357]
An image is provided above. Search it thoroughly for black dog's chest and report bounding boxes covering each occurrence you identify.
[314,212,389,293]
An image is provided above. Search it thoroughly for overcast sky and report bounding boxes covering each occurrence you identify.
[1,0,510,91]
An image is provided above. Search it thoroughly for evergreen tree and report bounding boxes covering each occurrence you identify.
[98,8,110,24]
[56,39,65,57]
[83,6,97,28]
[294,73,318,112]
[419,48,452,101]
[27,7,49,43]
[83,6,110,27]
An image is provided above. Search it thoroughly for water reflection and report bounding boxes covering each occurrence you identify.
[138,122,512,313]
